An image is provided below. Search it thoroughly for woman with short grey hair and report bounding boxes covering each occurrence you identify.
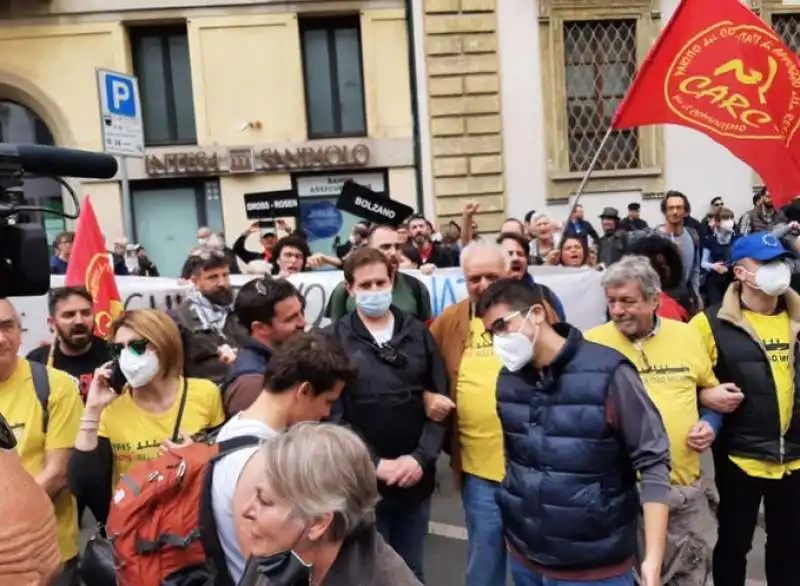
[238,423,422,586]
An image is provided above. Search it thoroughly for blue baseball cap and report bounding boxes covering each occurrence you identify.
[730,232,792,263]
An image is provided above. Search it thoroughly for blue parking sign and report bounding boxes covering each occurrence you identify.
[96,69,144,158]
[104,73,137,117]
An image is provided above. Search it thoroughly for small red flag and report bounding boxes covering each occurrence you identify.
[612,0,800,206]
[65,197,124,339]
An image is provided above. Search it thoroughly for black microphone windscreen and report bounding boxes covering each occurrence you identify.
[0,144,118,179]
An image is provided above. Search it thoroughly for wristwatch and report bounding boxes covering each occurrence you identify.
[0,412,17,450]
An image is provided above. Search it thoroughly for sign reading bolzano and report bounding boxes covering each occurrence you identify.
[145,143,370,177]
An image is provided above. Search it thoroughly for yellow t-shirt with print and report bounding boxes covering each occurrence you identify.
[99,377,225,484]
[586,319,718,486]
[456,317,505,482]
[0,359,82,562]
[691,310,800,479]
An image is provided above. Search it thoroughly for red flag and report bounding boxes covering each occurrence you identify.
[612,0,800,206]
[65,198,123,339]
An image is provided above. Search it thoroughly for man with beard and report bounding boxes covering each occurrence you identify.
[497,232,566,322]
[326,224,432,322]
[221,278,307,416]
[407,214,459,268]
[171,251,249,383]
[738,188,783,236]
[27,287,111,401]
[596,207,629,267]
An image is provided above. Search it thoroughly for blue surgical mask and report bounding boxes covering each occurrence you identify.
[355,289,393,317]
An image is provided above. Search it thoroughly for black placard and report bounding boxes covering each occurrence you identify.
[336,181,414,227]
[244,189,300,220]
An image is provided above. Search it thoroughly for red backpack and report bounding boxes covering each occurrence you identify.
[106,435,260,586]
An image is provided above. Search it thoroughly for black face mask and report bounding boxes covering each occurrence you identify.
[204,286,233,306]
[239,550,312,586]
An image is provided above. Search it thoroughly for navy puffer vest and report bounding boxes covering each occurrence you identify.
[496,324,640,570]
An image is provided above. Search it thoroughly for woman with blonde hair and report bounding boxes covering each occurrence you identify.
[238,422,422,586]
[68,309,225,524]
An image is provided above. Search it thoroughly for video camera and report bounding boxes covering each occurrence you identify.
[0,144,118,297]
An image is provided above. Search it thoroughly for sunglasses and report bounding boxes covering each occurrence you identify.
[485,307,533,336]
[109,338,149,358]
[0,413,17,451]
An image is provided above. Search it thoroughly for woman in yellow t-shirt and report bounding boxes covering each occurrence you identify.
[67,309,225,524]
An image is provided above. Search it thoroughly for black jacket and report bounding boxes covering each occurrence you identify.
[325,307,449,505]
[705,287,800,463]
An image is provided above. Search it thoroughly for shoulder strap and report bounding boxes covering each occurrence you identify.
[28,360,50,433]
[199,434,263,586]
[171,377,189,443]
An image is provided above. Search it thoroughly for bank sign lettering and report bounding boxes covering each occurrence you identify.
[96,69,145,158]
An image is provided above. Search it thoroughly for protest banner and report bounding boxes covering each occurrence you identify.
[13,267,606,355]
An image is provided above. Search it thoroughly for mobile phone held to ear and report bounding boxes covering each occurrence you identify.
[108,361,128,394]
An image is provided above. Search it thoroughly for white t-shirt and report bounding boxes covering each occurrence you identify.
[211,415,278,583]
[369,315,395,346]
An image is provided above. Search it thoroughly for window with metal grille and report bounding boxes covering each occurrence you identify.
[772,14,800,56]
[300,16,367,139]
[563,19,639,172]
[130,25,197,146]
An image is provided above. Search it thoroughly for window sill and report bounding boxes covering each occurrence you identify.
[306,132,368,141]
[549,166,662,182]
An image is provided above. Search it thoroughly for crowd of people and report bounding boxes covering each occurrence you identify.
[2,187,799,586]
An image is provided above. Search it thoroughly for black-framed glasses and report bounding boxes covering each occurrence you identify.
[0,412,17,450]
[109,338,149,358]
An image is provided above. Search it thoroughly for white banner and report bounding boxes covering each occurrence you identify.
[13,267,607,355]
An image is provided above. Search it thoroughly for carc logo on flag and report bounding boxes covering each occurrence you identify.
[665,20,800,142]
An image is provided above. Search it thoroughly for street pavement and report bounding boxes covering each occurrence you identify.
[80,453,768,585]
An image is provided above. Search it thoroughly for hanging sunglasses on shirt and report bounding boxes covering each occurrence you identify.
[0,412,17,450]
[109,338,149,358]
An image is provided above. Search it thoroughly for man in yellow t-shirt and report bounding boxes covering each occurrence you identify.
[690,232,800,586]
[430,241,561,586]
[0,299,82,585]
[586,256,726,586]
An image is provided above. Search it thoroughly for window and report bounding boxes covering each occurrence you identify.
[563,19,639,172]
[130,25,197,146]
[300,17,367,139]
[773,14,800,55]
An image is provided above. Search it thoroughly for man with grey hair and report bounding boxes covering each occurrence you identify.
[430,240,560,586]
[586,256,734,585]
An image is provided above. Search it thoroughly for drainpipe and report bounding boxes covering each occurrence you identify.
[404,0,425,215]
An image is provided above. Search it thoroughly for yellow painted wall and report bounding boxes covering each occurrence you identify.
[0,8,415,248]
[188,14,307,145]
[0,22,128,149]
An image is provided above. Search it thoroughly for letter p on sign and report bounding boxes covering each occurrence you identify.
[112,80,130,110]
[103,72,137,117]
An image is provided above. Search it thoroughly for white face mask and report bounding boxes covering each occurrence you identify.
[719,220,735,232]
[119,346,160,388]
[492,309,537,372]
[751,261,792,297]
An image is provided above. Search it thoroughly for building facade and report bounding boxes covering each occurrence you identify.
[415,0,800,229]
[0,0,417,276]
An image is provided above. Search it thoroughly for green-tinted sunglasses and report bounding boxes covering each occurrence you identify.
[109,338,149,358]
